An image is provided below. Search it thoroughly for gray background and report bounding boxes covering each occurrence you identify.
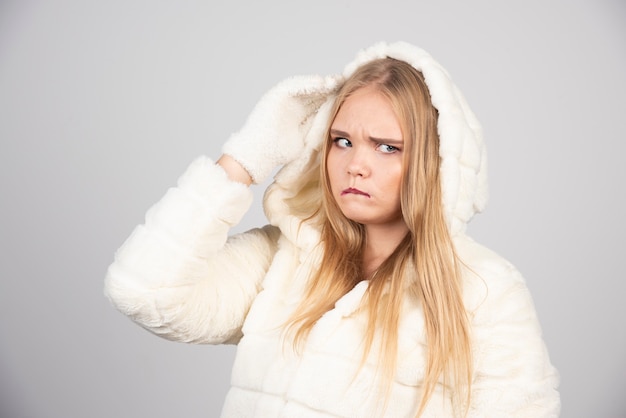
[1,0,624,417]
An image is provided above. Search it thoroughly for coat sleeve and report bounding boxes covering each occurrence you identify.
[460,239,561,418]
[104,156,281,345]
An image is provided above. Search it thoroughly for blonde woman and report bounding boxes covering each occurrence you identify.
[105,42,560,417]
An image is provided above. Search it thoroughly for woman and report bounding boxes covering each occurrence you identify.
[105,41,560,417]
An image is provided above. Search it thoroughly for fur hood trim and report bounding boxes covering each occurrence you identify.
[265,41,488,244]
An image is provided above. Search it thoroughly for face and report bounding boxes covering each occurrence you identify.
[327,86,406,229]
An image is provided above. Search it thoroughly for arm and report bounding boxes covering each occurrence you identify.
[460,241,561,417]
[106,75,338,344]
[105,156,279,344]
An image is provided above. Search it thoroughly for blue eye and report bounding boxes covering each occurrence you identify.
[333,138,352,148]
[378,144,399,154]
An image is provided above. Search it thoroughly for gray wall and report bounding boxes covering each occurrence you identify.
[1,0,624,417]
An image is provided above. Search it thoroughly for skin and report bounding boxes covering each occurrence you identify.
[327,86,409,276]
[217,154,252,186]
[218,85,409,277]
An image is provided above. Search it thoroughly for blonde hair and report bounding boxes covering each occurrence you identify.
[285,58,472,416]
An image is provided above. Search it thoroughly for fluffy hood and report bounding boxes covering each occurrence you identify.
[264,41,488,247]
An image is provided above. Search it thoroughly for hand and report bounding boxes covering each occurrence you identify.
[222,74,340,183]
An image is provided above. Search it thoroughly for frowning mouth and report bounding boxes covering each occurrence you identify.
[341,187,370,198]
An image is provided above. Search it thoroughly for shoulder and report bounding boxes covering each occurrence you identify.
[223,225,282,263]
[455,235,519,281]
[454,238,561,415]
[454,235,538,326]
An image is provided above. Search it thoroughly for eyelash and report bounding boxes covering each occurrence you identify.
[332,137,400,154]
[333,137,351,148]
[378,144,399,154]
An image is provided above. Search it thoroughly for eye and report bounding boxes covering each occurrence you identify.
[377,143,400,154]
[333,137,352,148]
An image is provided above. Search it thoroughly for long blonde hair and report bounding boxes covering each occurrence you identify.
[286,58,472,416]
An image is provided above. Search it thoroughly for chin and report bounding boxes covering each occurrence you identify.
[340,212,373,225]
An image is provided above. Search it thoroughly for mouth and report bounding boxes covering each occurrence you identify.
[341,187,370,198]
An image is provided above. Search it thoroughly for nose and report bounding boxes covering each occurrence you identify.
[346,147,370,177]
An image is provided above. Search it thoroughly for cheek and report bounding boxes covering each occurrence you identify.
[379,161,403,191]
[325,152,341,186]
[381,167,404,210]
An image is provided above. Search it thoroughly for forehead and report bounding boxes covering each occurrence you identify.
[331,86,403,139]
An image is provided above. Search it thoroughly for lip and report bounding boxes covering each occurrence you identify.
[341,187,370,198]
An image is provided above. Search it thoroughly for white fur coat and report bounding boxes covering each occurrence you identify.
[105,42,560,417]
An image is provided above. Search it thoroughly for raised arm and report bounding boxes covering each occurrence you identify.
[105,156,278,344]
[105,75,339,345]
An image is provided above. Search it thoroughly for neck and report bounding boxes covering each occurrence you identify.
[362,220,409,278]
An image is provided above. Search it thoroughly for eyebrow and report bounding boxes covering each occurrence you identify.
[330,129,403,145]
